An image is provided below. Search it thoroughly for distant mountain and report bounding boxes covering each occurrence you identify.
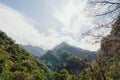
[41,42,97,75]
[41,50,87,75]
[41,50,60,70]
[20,45,47,56]
[53,42,96,58]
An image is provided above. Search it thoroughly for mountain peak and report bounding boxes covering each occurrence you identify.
[59,41,70,46]
[53,42,70,50]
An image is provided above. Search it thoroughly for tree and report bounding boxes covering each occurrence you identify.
[89,0,120,16]
[83,0,120,43]
[52,69,72,80]
[33,70,46,80]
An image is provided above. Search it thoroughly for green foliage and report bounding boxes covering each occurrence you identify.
[41,50,59,70]
[33,70,46,80]
[0,30,46,80]
[108,60,120,80]
[41,51,87,76]
[78,51,120,80]
[0,76,4,80]
[52,69,72,80]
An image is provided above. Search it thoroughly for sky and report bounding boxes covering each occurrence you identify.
[0,0,111,51]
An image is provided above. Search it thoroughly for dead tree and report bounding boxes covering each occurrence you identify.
[83,0,120,43]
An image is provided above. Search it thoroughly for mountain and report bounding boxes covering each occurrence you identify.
[53,42,96,58]
[41,42,96,75]
[41,50,88,75]
[41,50,60,70]
[20,45,47,56]
[0,30,47,80]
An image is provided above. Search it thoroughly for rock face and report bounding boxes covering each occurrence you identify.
[101,36,120,55]
[101,16,120,56]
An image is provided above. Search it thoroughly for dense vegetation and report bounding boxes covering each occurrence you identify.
[0,30,47,80]
[41,50,88,76]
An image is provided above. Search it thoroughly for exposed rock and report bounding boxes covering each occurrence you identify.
[101,16,120,57]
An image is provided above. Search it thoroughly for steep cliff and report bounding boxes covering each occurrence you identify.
[79,16,120,80]
[101,16,120,56]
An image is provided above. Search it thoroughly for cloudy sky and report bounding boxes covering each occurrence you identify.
[0,0,108,51]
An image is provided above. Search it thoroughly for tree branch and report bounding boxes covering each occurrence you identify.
[91,1,120,5]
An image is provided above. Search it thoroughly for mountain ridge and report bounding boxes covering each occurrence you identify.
[53,41,96,57]
[21,41,97,58]
[20,44,47,56]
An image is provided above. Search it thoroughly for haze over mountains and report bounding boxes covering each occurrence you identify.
[20,41,97,75]
[20,45,47,56]
[53,42,96,57]
[21,41,97,57]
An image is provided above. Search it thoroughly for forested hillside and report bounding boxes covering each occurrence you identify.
[41,50,88,76]
[40,42,97,77]
[53,42,96,58]
[0,30,47,80]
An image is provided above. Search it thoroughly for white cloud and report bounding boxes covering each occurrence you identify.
[52,0,100,50]
[0,3,42,46]
[53,0,93,34]
[0,3,77,49]
[0,3,50,48]
[0,1,102,51]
